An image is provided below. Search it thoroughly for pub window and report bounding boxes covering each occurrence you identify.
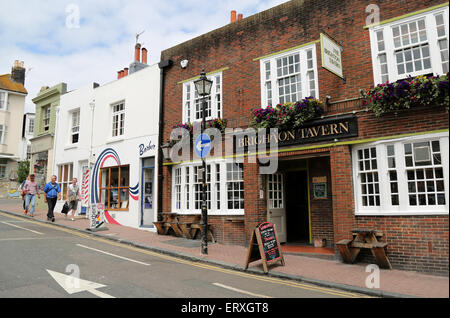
[353,133,449,215]
[182,71,222,123]
[259,43,318,107]
[58,163,73,201]
[100,165,130,210]
[369,5,449,85]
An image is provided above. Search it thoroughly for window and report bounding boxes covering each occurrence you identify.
[260,44,318,107]
[99,165,129,210]
[0,92,6,110]
[182,72,222,123]
[112,102,125,137]
[58,163,73,201]
[43,106,51,131]
[27,145,31,160]
[172,161,244,215]
[0,125,7,144]
[0,159,6,179]
[369,6,449,84]
[28,118,34,134]
[70,110,80,144]
[352,133,449,215]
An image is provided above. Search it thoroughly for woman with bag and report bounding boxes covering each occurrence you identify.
[66,178,81,221]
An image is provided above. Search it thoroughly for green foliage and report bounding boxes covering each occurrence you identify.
[17,160,30,184]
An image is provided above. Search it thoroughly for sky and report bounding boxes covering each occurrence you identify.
[0,0,288,113]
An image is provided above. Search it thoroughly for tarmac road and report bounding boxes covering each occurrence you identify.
[0,212,366,300]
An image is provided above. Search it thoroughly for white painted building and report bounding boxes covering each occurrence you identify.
[53,45,160,230]
[19,112,35,161]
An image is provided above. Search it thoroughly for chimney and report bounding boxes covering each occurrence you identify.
[117,70,122,79]
[123,67,129,77]
[230,10,237,23]
[238,13,243,21]
[135,43,141,62]
[11,60,25,85]
[141,48,148,64]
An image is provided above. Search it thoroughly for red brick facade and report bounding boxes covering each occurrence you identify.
[160,0,449,274]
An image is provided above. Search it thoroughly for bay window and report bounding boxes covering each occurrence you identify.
[352,133,449,215]
[369,5,449,84]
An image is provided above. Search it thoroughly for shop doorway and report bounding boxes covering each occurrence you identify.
[285,170,310,244]
[141,157,155,228]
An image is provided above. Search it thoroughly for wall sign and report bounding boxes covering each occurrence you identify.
[313,182,327,199]
[245,222,285,273]
[235,115,358,151]
[320,33,344,79]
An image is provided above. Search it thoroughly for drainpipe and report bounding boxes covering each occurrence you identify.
[157,59,173,221]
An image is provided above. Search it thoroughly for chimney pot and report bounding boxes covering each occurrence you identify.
[124,68,129,77]
[135,43,141,62]
[238,13,243,21]
[141,48,148,64]
[117,71,121,79]
[230,10,237,23]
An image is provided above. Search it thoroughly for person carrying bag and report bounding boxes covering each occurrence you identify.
[66,178,81,221]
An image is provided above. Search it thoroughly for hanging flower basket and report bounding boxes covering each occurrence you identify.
[249,97,324,130]
[363,73,449,117]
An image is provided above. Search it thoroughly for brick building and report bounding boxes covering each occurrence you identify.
[159,0,449,274]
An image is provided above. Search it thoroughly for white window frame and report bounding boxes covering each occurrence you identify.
[0,124,7,144]
[369,5,449,85]
[182,71,223,123]
[70,109,80,144]
[259,43,319,108]
[171,159,244,216]
[352,132,449,216]
[0,91,8,110]
[0,164,6,179]
[43,105,51,131]
[28,118,34,134]
[111,101,125,137]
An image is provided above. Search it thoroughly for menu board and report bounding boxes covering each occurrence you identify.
[245,222,285,273]
[258,222,281,262]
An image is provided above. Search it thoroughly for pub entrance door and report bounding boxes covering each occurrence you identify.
[285,170,310,243]
[267,173,287,243]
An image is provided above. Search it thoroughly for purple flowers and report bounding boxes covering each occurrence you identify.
[250,97,324,129]
[365,73,449,116]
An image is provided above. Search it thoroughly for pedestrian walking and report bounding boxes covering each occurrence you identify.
[23,174,41,217]
[66,178,80,221]
[43,175,61,222]
[18,176,30,211]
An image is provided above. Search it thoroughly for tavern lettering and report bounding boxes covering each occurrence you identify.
[235,116,357,150]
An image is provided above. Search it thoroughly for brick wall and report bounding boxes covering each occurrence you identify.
[159,0,449,273]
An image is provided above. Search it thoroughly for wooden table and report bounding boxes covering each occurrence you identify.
[153,213,215,243]
[337,228,392,269]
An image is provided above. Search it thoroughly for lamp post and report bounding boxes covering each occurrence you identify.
[194,69,213,255]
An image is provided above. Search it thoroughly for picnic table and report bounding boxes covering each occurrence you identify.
[337,228,392,269]
[153,213,215,243]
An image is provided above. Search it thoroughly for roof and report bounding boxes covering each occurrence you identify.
[0,74,27,94]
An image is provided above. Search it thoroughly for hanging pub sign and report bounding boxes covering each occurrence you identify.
[235,115,358,152]
[320,33,344,79]
[245,222,285,273]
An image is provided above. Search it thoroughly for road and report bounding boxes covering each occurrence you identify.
[0,211,366,300]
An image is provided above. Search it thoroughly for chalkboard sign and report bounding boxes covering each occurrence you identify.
[245,222,285,273]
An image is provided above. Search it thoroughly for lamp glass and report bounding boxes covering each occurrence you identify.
[194,71,213,97]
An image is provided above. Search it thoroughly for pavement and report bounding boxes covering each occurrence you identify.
[0,199,448,298]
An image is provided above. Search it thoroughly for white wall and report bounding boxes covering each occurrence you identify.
[54,63,160,230]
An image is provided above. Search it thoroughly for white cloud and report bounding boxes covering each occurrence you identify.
[0,0,288,113]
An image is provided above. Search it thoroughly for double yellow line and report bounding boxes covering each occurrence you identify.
[0,211,370,298]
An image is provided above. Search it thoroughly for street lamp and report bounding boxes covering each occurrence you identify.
[194,69,213,255]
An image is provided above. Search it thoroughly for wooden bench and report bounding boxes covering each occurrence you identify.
[190,223,215,243]
[337,229,392,269]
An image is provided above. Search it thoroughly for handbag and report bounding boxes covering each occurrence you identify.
[61,201,70,214]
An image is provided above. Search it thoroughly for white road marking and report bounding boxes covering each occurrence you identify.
[213,283,272,298]
[76,244,151,266]
[0,221,44,235]
[47,269,115,298]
